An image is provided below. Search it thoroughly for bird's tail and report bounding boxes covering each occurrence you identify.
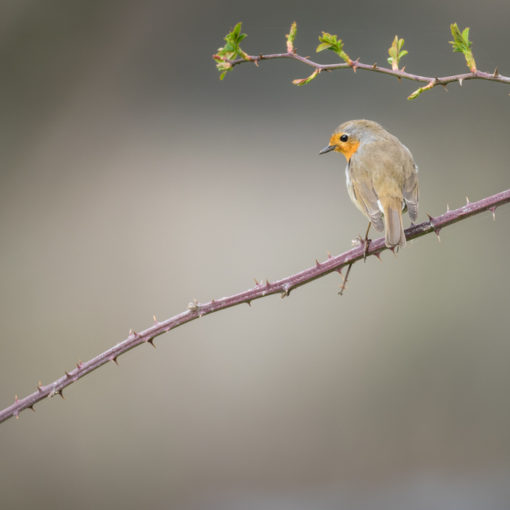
[381,196,406,248]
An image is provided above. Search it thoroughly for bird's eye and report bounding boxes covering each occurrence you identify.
[340,134,348,142]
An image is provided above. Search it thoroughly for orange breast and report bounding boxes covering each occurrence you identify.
[341,140,360,161]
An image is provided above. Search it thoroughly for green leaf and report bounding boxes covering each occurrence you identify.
[387,35,407,71]
[407,80,434,100]
[407,87,424,100]
[214,22,249,78]
[316,32,351,64]
[286,21,297,52]
[449,22,476,72]
[231,22,241,38]
[316,42,331,53]
[292,69,320,86]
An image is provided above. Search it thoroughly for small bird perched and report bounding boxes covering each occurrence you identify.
[320,119,419,248]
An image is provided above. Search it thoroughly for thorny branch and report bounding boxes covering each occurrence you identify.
[227,51,510,99]
[1,188,509,424]
[213,22,510,99]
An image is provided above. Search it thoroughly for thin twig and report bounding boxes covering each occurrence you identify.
[1,188,509,424]
[228,51,510,94]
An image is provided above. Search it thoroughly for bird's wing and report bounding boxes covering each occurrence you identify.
[349,159,384,231]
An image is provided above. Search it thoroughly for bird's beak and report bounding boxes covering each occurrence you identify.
[319,144,336,155]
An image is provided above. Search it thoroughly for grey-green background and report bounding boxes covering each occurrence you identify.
[1,1,510,509]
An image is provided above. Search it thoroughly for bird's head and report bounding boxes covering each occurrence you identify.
[319,119,383,161]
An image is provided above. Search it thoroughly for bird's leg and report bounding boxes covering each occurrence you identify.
[340,222,372,295]
[363,221,371,261]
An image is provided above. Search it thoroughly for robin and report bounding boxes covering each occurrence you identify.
[320,119,419,249]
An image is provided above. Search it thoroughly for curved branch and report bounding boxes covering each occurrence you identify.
[1,188,509,424]
[229,51,510,98]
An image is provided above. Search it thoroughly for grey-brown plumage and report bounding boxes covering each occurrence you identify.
[321,119,419,248]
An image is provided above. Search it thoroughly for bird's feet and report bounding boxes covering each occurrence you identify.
[352,234,371,262]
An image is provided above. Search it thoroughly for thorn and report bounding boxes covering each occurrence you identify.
[111,356,119,366]
[338,263,353,295]
[327,251,332,259]
[129,328,134,336]
[426,213,436,229]
[246,300,251,307]
[372,62,377,69]
[265,279,271,288]
[281,283,291,298]
[65,371,72,378]
[458,77,463,87]
[76,361,83,370]
[15,413,19,419]
[493,67,499,77]
[14,394,19,403]
[37,381,43,392]
[389,246,397,256]
[253,278,259,286]
[426,214,440,237]
[57,389,65,399]
[147,338,156,348]
[441,84,448,91]
[28,405,35,412]
[465,196,470,204]
[315,259,321,268]
[374,251,382,261]
[489,206,496,220]
[446,203,450,212]
[153,314,158,324]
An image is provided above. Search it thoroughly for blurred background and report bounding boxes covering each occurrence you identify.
[1,1,510,509]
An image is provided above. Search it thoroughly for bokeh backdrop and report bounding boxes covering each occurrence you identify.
[1,1,510,509]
